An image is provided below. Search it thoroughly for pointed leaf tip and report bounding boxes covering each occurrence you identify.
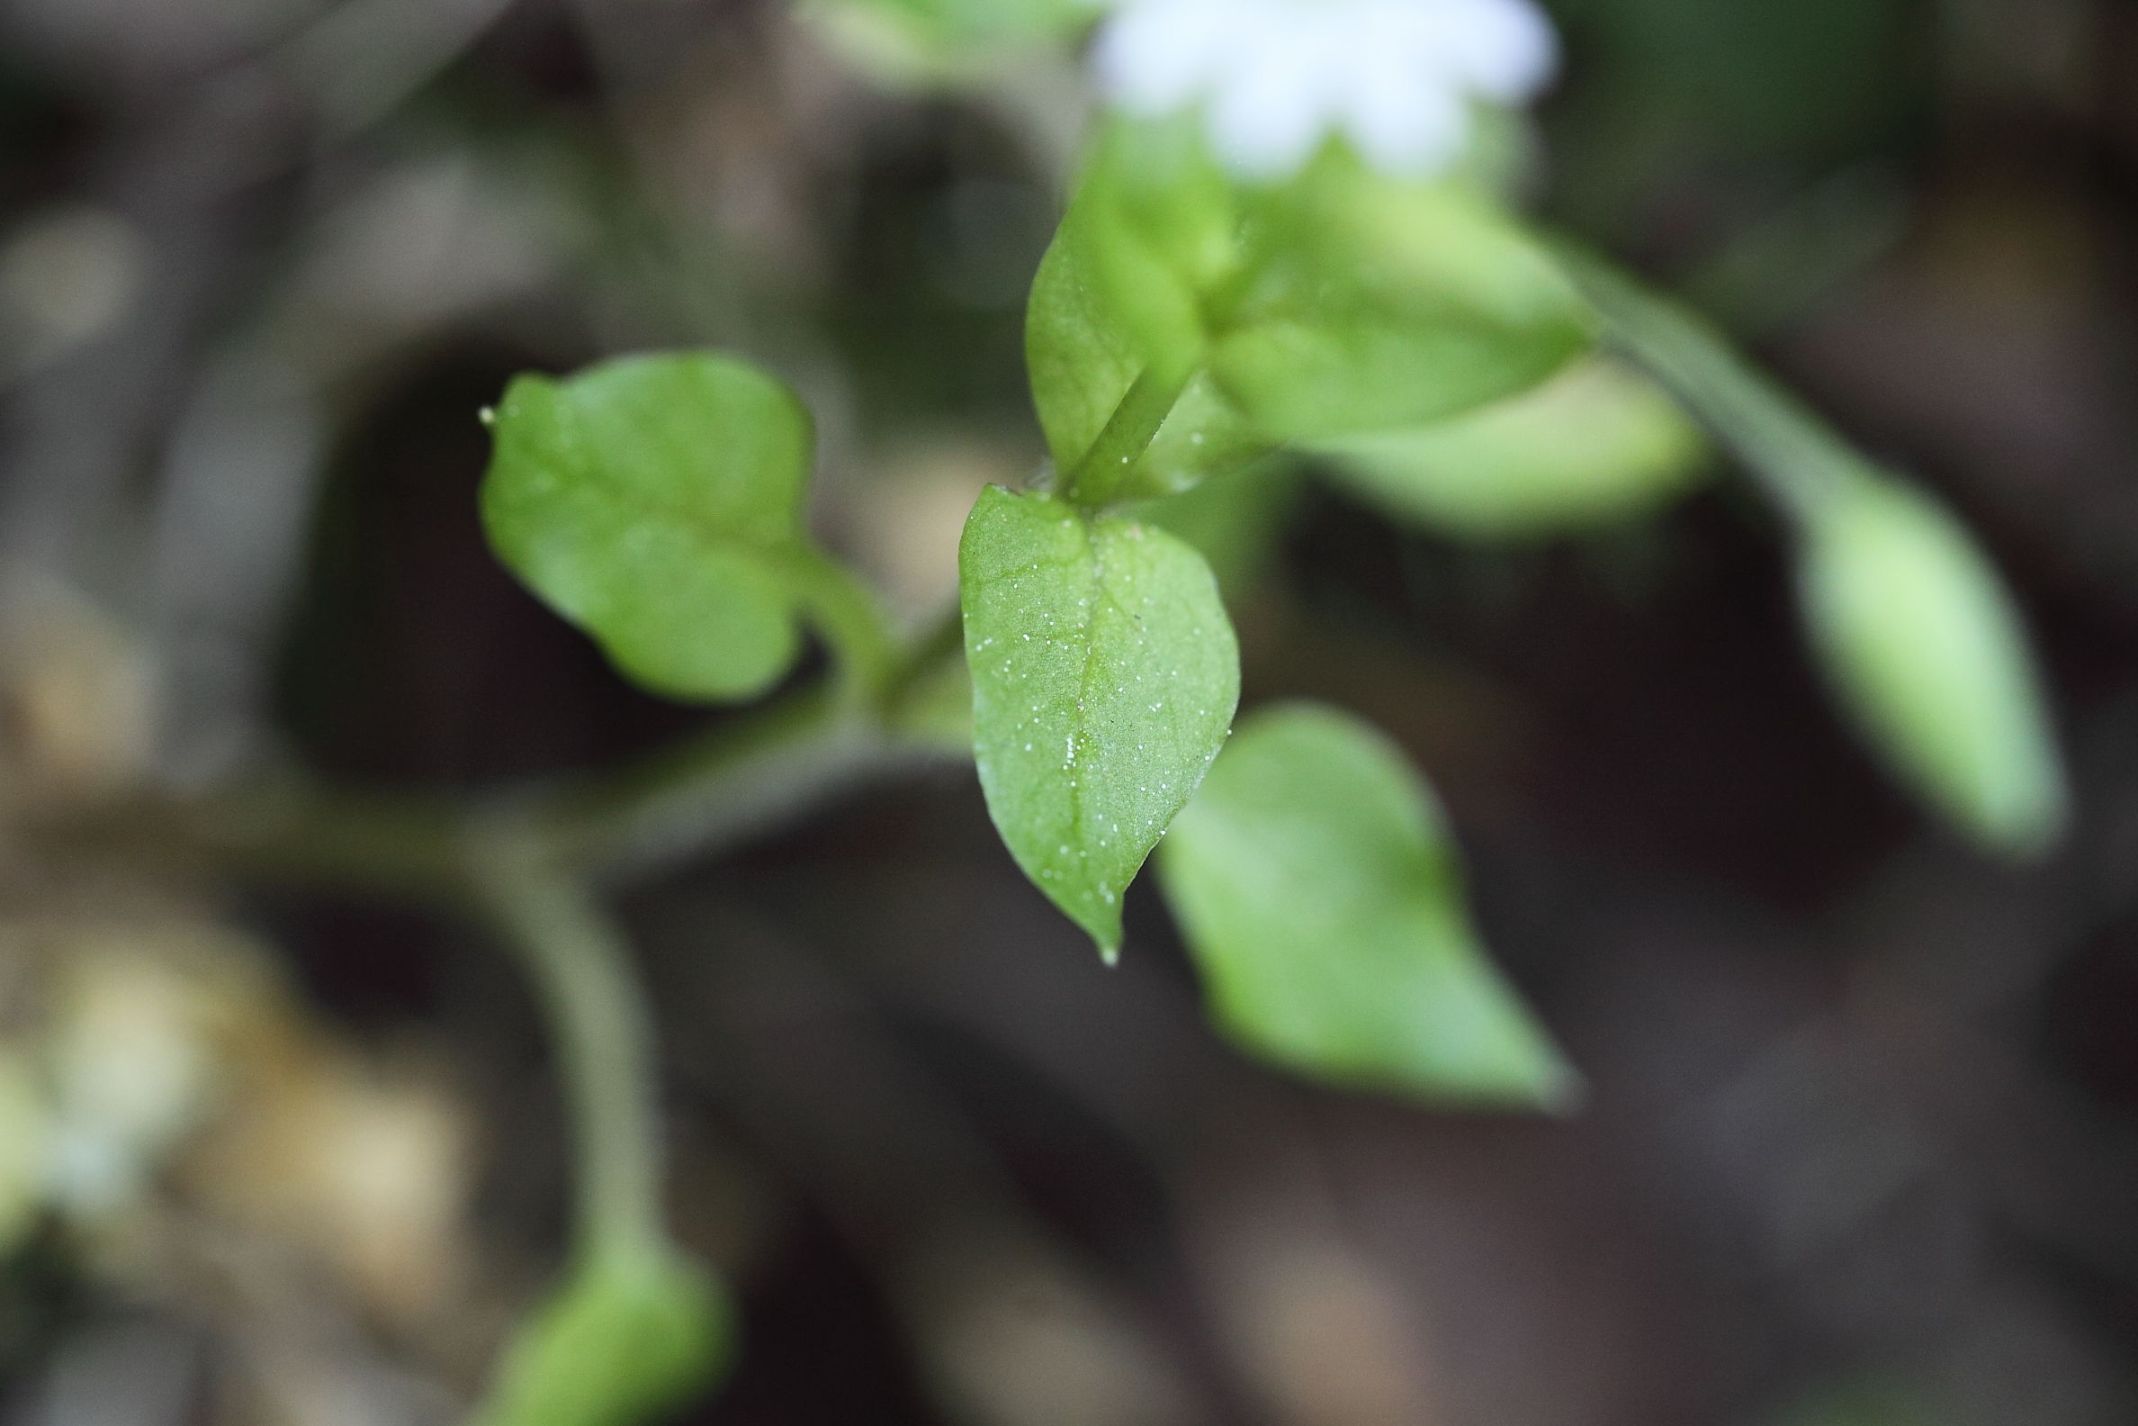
[960,486,1239,958]
[1160,704,1575,1108]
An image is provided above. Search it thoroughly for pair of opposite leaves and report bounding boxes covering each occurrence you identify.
[480,179,2066,1115]
[467,81,2061,1426]
[963,131,1632,974]
[482,340,1575,1108]
[959,488,1566,1105]
[482,135,1616,923]
[462,352,2065,1426]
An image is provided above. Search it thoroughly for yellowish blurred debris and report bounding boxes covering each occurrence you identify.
[0,574,156,815]
[904,1228,1212,1426]
[0,203,147,378]
[0,895,475,1333]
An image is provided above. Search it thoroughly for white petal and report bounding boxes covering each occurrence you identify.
[1351,0,1443,54]
[1203,23,1346,177]
[1342,58,1469,175]
[1090,0,1563,177]
[1434,0,1560,101]
[1091,0,1239,115]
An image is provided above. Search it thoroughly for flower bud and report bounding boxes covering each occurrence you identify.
[1799,479,2067,855]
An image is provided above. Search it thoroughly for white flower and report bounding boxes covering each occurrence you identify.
[1092,0,1559,180]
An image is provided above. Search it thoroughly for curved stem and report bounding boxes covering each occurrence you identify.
[785,546,902,707]
[534,684,888,883]
[469,840,667,1258]
[1554,243,1873,524]
[46,600,969,895]
[524,599,963,880]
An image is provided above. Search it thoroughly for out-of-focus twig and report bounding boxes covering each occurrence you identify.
[28,603,968,901]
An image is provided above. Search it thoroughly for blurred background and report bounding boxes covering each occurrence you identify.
[2,0,2137,1422]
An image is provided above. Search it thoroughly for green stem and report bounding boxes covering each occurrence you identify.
[535,684,887,882]
[529,600,963,880]
[51,604,967,895]
[469,841,667,1259]
[786,546,902,707]
[1555,243,1872,524]
[18,527,978,1415]
[881,602,966,716]
[1060,362,1196,508]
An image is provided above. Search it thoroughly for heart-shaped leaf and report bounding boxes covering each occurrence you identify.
[483,352,846,703]
[961,486,1239,958]
[1160,704,1577,1107]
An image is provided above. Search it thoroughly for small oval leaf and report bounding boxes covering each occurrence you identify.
[961,486,1240,959]
[472,1246,733,1426]
[482,353,820,703]
[1159,704,1577,1108]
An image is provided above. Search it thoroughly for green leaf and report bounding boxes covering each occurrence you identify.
[960,486,1240,959]
[1024,129,1596,508]
[1313,358,1710,539]
[1026,122,1270,505]
[1027,224,1268,500]
[472,1247,733,1426]
[1799,479,2068,854]
[808,0,1098,59]
[1213,167,1598,440]
[1070,118,1245,361]
[1159,704,1577,1108]
[482,352,871,703]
